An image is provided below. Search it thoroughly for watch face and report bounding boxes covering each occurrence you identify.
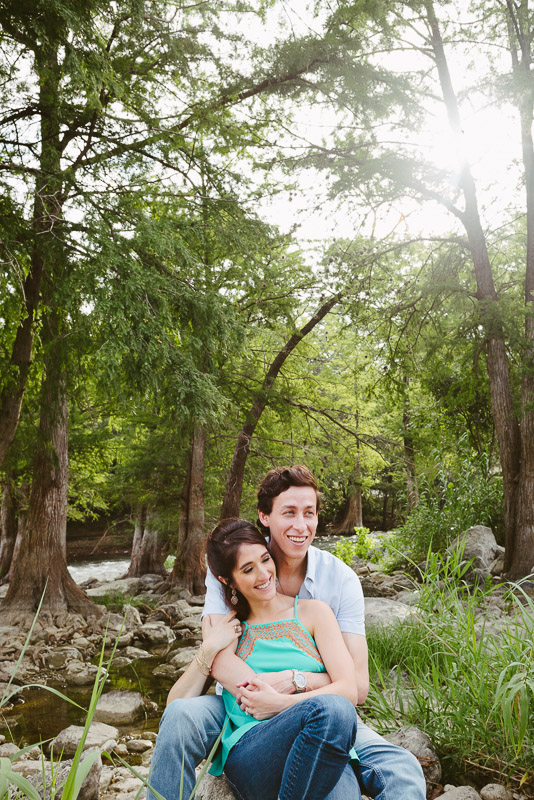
[295,672,306,689]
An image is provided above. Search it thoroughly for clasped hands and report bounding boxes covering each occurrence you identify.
[236,669,296,720]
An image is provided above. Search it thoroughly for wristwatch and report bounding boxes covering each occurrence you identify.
[291,669,307,693]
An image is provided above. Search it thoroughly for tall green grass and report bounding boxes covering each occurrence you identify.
[364,553,534,794]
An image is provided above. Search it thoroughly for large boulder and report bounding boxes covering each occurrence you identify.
[86,578,142,600]
[94,691,145,725]
[364,597,415,629]
[64,661,100,686]
[10,749,101,800]
[195,773,234,800]
[384,725,441,787]
[447,525,503,579]
[52,722,118,757]
[134,622,176,646]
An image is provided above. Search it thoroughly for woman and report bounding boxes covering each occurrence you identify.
[204,517,362,800]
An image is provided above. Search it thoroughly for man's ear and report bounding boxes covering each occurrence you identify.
[258,510,269,528]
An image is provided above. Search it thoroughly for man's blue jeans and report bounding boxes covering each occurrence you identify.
[224,695,357,800]
[146,695,426,800]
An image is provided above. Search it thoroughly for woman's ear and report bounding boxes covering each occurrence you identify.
[218,576,228,586]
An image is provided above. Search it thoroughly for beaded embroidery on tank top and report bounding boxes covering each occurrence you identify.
[236,610,324,666]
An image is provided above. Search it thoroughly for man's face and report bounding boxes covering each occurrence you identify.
[258,485,318,561]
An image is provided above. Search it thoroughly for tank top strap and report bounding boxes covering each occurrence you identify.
[293,594,299,618]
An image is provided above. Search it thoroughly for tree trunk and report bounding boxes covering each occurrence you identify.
[0,476,17,580]
[127,507,167,577]
[426,1,525,576]
[0,39,62,470]
[403,376,418,511]
[170,426,206,594]
[221,290,348,519]
[0,324,98,624]
[505,1,534,578]
[335,482,363,535]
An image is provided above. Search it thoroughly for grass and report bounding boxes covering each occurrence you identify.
[364,552,534,795]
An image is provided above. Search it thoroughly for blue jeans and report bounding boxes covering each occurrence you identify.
[224,695,357,800]
[146,695,426,800]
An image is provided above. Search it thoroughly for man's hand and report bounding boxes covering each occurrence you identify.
[237,677,290,720]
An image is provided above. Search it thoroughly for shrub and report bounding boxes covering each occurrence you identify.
[396,450,504,560]
[332,527,373,565]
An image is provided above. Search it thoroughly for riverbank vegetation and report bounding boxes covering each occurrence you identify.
[365,555,534,794]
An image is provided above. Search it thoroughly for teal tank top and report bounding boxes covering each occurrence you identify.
[209,596,326,775]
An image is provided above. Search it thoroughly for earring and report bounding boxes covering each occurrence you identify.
[231,587,238,606]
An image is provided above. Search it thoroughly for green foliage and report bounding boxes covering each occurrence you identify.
[332,527,373,564]
[364,554,534,791]
[396,449,504,560]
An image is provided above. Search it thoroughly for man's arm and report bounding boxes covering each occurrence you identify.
[342,632,369,704]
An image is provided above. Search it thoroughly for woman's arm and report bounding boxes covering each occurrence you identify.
[238,601,358,719]
[166,612,242,705]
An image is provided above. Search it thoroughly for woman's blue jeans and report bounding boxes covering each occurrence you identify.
[224,695,358,800]
[146,694,426,800]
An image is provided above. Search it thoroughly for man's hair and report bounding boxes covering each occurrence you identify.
[256,465,320,515]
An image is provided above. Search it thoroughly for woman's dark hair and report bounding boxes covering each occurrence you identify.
[256,465,321,516]
[206,517,276,620]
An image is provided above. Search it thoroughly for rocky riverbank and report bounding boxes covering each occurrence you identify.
[1,525,532,800]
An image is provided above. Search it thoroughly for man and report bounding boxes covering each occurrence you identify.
[147,465,426,800]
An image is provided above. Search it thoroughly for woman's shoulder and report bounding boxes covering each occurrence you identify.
[297,597,334,621]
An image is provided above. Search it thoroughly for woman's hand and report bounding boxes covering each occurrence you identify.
[202,611,242,661]
[237,676,289,720]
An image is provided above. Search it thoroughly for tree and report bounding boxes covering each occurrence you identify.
[276,0,533,577]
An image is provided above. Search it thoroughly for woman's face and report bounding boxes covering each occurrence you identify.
[230,543,277,603]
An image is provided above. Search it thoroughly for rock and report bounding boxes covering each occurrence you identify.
[148,601,193,625]
[139,574,166,590]
[176,616,202,633]
[9,749,101,800]
[448,525,502,577]
[122,646,153,660]
[125,739,153,753]
[134,622,175,646]
[52,722,119,757]
[395,590,421,606]
[384,726,441,786]
[122,604,143,632]
[115,631,134,647]
[364,597,415,629]
[441,788,482,799]
[86,578,142,599]
[480,784,514,800]
[152,663,178,678]
[64,661,100,686]
[94,691,145,725]
[0,742,19,757]
[169,646,197,669]
[359,575,397,598]
[111,656,133,668]
[195,773,234,800]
